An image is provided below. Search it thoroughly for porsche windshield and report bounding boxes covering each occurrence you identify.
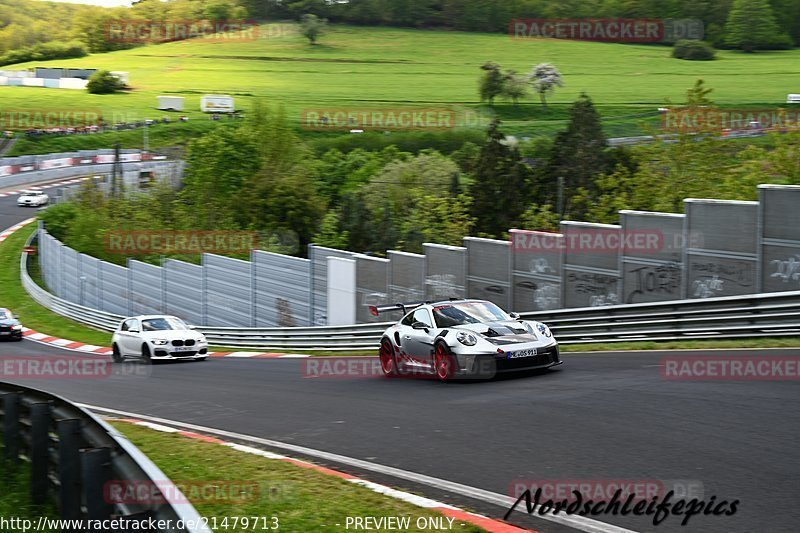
[142,317,187,331]
[432,301,508,327]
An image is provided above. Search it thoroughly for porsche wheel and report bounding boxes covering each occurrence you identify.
[434,342,457,382]
[379,338,398,377]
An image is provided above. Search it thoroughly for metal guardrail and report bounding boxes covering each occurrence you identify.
[19,229,800,351]
[0,382,210,532]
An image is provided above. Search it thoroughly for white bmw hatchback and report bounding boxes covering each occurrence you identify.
[17,189,49,207]
[111,315,208,363]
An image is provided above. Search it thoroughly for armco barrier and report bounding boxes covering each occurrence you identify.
[0,382,210,532]
[21,229,800,350]
[0,149,181,191]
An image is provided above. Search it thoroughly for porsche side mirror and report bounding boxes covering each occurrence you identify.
[509,312,521,320]
[412,321,430,331]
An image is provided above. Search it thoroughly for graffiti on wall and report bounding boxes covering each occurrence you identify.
[690,260,754,298]
[276,298,297,327]
[770,255,800,285]
[566,272,618,307]
[425,273,465,299]
[625,262,681,303]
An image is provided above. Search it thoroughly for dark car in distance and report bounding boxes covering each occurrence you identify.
[0,308,23,341]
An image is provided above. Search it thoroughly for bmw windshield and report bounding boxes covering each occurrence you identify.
[142,317,187,331]
[432,301,509,327]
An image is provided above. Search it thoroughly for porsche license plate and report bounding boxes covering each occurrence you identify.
[509,348,537,359]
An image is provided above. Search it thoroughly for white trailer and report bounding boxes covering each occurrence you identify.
[157,96,185,111]
[201,94,235,113]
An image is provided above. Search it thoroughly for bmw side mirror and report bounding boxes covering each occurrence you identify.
[129,328,140,333]
[412,321,429,331]
[509,312,521,320]
[13,314,19,319]
[187,325,197,330]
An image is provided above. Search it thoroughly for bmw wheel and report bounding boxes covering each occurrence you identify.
[379,338,398,377]
[112,344,123,364]
[141,344,152,364]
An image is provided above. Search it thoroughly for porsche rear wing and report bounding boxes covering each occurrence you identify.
[369,301,426,317]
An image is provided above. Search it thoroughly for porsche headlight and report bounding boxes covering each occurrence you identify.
[456,332,477,346]
[151,338,169,345]
[536,323,552,338]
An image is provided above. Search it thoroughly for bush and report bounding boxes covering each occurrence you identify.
[0,40,86,66]
[672,40,717,60]
[86,70,125,94]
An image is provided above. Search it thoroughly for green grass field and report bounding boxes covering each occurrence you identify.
[3,23,799,155]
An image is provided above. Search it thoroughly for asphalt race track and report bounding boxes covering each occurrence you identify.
[2,188,800,533]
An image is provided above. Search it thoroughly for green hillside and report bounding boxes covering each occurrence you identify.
[3,23,799,154]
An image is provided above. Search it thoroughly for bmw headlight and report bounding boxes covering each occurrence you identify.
[197,335,207,344]
[151,338,169,345]
[536,323,552,338]
[11,324,22,331]
[456,331,477,346]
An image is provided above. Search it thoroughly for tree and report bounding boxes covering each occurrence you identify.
[300,13,327,44]
[501,69,529,105]
[528,63,563,107]
[246,170,325,251]
[470,120,535,237]
[724,0,790,51]
[181,127,261,228]
[545,93,607,218]
[204,0,233,21]
[86,70,124,94]
[686,78,714,107]
[479,61,504,105]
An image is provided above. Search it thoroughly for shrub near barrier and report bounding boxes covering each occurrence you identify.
[672,40,716,60]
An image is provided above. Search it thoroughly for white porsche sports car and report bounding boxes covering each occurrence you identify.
[371,299,561,381]
[17,189,49,207]
[111,315,208,363]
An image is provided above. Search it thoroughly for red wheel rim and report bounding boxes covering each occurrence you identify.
[379,341,394,374]
[435,345,450,380]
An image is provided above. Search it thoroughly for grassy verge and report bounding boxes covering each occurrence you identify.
[0,223,114,347]
[110,421,485,532]
[0,450,58,532]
